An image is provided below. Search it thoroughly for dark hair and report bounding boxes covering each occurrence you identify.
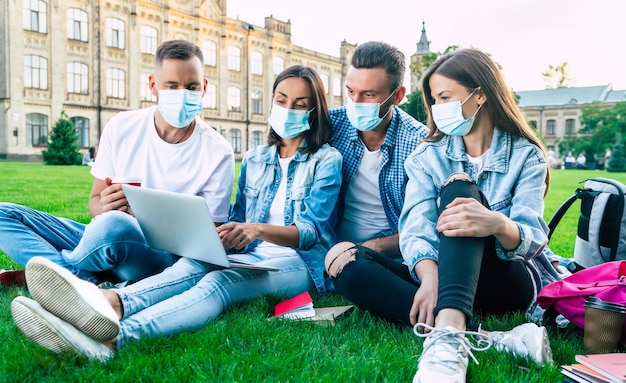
[421,48,550,190]
[267,65,333,153]
[351,41,405,91]
[155,40,204,68]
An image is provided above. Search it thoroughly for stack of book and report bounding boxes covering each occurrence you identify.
[273,291,353,324]
[561,353,626,383]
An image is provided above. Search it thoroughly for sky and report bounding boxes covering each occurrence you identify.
[227,0,626,92]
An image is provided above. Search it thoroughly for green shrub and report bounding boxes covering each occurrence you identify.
[42,113,82,165]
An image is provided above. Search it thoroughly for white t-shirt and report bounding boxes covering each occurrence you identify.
[255,155,297,258]
[467,150,489,175]
[91,106,234,222]
[336,143,390,243]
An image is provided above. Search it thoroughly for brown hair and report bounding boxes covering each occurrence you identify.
[155,40,204,68]
[267,65,333,153]
[421,48,550,190]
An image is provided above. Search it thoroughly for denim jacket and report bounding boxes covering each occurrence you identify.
[230,143,342,294]
[399,128,560,320]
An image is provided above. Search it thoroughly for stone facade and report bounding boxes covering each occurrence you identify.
[0,0,355,160]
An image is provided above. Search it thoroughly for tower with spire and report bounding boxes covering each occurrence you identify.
[410,20,432,93]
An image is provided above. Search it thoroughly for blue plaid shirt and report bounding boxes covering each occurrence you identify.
[330,105,429,242]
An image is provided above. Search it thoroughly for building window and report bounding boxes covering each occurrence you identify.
[67,62,88,94]
[202,40,217,66]
[140,73,156,102]
[26,113,48,147]
[23,0,47,33]
[228,46,240,71]
[24,55,48,89]
[251,51,263,75]
[273,56,284,77]
[566,118,575,135]
[106,68,125,98]
[71,116,89,148]
[140,26,158,54]
[252,130,263,147]
[229,129,241,153]
[67,8,88,42]
[227,87,241,111]
[547,119,556,136]
[320,74,329,94]
[333,77,341,96]
[529,120,537,130]
[251,90,263,114]
[106,18,125,49]
[203,83,217,109]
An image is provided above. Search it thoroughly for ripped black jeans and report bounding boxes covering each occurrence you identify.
[330,178,534,326]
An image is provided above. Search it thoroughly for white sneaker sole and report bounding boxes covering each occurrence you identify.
[25,256,120,341]
[526,325,553,366]
[11,296,113,361]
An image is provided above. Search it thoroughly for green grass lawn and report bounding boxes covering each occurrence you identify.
[1,162,625,382]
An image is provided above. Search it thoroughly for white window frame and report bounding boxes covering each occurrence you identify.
[67,62,88,94]
[23,0,47,33]
[106,68,125,99]
[67,8,88,42]
[202,40,217,67]
[251,51,263,75]
[140,26,158,54]
[203,83,217,109]
[227,86,241,111]
[106,18,125,49]
[24,55,48,89]
[227,46,240,71]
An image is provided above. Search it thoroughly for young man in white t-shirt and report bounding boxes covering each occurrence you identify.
[0,40,234,285]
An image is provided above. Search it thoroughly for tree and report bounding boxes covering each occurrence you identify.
[42,111,82,165]
[607,142,626,172]
[575,101,626,166]
[542,61,575,89]
[398,90,428,124]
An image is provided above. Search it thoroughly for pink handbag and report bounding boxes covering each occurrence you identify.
[537,261,626,341]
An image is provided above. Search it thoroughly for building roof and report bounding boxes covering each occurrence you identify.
[516,84,626,107]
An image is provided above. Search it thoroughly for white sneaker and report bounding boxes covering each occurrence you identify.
[412,324,492,383]
[488,323,553,366]
[11,296,114,361]
[25,256,120,341]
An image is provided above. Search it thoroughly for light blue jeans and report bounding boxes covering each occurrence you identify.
[114,250,314,349]
[0,203,178,283]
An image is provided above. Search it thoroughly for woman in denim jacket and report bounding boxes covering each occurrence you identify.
[404,49,554,383]
[11,65,342,360]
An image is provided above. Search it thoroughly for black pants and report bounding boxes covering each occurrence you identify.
[332,179,534,326]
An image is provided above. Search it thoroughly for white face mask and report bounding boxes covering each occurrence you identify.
[157,88,204,129]
[267,104,314,139]
[345,90,396,131]
[431,88,482,136]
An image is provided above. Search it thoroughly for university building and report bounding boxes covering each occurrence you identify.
[0,0,354,160]
[2,1,624,162]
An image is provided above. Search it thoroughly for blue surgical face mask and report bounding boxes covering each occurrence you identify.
[345,90,396,131]
[267,104,314,139]
[157,88,203,128]
[431,88,482,136]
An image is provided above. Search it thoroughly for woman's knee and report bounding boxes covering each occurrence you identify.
[325,241,358,278]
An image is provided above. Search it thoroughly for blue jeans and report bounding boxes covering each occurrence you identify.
[63,210,179,283]
[114,250,314,349]
[0,203,178,283]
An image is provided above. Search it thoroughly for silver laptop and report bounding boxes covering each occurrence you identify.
[122,185,277,271]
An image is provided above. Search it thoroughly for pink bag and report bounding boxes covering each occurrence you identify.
[537,261,626,341]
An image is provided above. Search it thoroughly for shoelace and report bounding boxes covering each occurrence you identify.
[413,323,492,365]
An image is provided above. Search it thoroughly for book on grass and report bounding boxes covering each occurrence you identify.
[273,291,353,323]
[575,353,626,383]
[561,364,614,383]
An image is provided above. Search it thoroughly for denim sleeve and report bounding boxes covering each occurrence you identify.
[293,148,343,250]
[399,153,440,282]
[495,154,549,261]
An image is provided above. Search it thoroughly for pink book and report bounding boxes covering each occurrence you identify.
[273,291,314,319]
[576,353,626,383]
